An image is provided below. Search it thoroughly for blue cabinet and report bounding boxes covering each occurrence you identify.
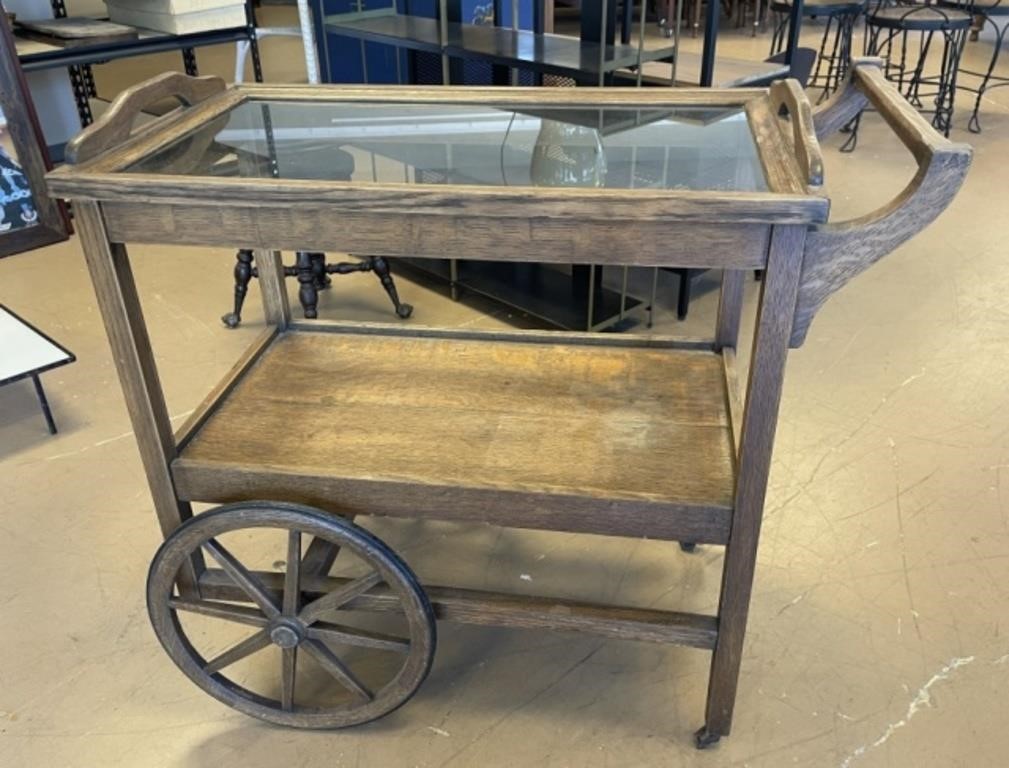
[312,0,538,85]
[313,0,411,83]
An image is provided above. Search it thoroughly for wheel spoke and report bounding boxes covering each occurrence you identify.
[284,530,301,617]
[307,623,410,653]
[280,647,297,711]
[298,570,383,625]
[203,629,272,675]
[203,539,281,619]
[168,598,269,628]
[303,640,373,703]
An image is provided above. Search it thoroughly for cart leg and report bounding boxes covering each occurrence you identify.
[700,225,805,746]
[222,249,255,328]
[694,725,722,749]
[74,201,202,596]
[32,374,58,435]
[255,249,291,328]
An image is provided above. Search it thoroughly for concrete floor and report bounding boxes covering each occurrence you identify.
[2,9,1008,767]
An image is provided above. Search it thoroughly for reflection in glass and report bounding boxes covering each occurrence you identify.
[127,100,768,193]
[530,120,607,188]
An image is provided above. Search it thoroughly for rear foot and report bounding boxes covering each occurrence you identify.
[396,303,414,319]
[680,542,697,553]
[221,312,241,329]
[694,726,721,750]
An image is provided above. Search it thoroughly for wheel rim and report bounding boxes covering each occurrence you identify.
[147,502,435,728]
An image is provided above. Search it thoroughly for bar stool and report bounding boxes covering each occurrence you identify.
[863,0,971,135]
[221,148,413,329]
[770,0,866,99]
[223,32,413,329]
[938,0,1009,131]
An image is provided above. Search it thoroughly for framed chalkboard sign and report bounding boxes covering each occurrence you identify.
[0,13,69,258]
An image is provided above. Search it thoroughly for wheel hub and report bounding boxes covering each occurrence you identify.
[269,619,304,649]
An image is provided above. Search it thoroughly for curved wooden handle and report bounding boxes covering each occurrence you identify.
[769,78,823,189]
[789,59,972,347]
[65,72,226,165]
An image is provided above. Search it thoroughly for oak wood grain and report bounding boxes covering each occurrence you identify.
[715,270,746,351]
[791,60,972,346]
[174,326,277,451]
[236,82,766,105]
[172,329,736,544]
[287,318,716,350]
[64,71,226,165]
[721,348,743,458]
[199,569,720,649]
[74,201,200,591]
[769,78,824,189]
[50,175,829,228]
[96,202,778,268]
[745,97,807,197]
[703,224,805,738]
[253,250,290,328]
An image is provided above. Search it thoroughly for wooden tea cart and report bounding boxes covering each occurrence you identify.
[47,59,969,747]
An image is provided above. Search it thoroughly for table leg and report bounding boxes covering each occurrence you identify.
[31,374,58,435]
[255,249,291,328]
[699,224,805,746]
[73,201,201,595]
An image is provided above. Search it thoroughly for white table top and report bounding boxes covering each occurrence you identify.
[0,305,74,384]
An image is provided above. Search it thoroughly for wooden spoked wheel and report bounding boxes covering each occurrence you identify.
[146,502,436,728]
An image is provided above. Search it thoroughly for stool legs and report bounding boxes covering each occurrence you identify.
[296,251,320,319]
[223,251,412,327]
[371,256,414,319]
[323,256,414,319]
[770,6,857,98]
[222,249,256,329]
[852,19,966,147]
[964,16,1008,132]
[310,251,331,290]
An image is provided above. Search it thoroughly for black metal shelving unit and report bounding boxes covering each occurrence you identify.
[15,0,263,129]
[324,8,675,83]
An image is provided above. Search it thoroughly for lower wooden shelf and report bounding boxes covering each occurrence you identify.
[173,324,737,544]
